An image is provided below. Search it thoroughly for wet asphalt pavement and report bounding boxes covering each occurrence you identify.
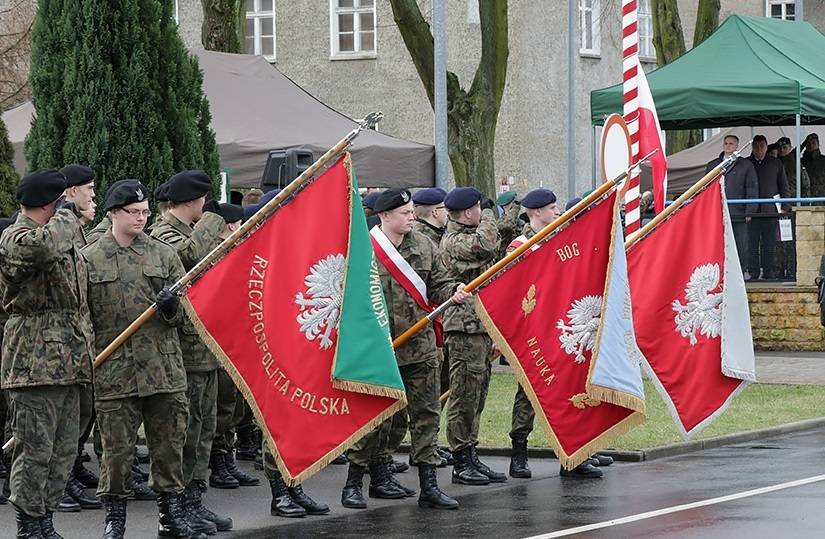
[1,428,823,538]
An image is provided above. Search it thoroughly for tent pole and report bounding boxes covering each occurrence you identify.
[433,0,448,190]
[591,125,597,189]
[796,113,802,199]
[567,0,576,201]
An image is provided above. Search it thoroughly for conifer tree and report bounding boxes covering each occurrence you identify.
[25,0,220,204]
[0,117,18,217]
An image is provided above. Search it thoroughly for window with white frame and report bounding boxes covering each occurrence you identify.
[579,0,601,56]
[330,0,376,59]
[766,1,795,20]
[245,0,276,60]
[638,0,654,61]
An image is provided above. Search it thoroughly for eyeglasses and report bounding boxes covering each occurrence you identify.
[119,208,152,218]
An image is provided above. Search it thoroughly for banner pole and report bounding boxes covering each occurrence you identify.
[624,140,753,250]
[93,113,384,370]
[392,150,659,349]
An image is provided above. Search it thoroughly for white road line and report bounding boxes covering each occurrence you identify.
[524,474,825,539]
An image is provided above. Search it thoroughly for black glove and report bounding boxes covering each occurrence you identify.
[202,199,221,214]
[55,196,79,217]
[480,197,495,211]
[156,287,180,318]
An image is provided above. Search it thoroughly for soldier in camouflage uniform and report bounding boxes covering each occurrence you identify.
[58,164,104,512]
[149,170,232,532]
[82,180,209,539]
[0,170,94,539]
[208,203,259,490]
[440,187,519,486]
[0,217,12,506]
[342,189,469,511]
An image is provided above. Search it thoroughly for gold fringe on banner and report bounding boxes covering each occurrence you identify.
[475,300,645,471]
[182,297,406,486]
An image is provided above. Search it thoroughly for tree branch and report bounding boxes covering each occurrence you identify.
[388,0,436,108]
[470,0,508,108]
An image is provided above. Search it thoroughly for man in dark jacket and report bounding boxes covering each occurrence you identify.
[802,134,825,197]
[705,134,758,275]
[747,135,789,280]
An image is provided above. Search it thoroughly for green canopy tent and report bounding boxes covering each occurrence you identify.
[590,15,825,198]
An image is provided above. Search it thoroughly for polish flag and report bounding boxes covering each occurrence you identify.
[636,61,668,214]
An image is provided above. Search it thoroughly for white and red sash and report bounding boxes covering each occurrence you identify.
[370,226,443,346]
[507,234,540,253]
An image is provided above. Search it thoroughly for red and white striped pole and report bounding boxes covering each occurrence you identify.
[622,0,641,232]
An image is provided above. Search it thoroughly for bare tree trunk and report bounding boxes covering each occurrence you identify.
[389,0,508,195]
[201,0,244,53]
[693,0,720,47]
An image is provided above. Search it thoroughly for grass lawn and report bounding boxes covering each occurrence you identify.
[433,372,825,451]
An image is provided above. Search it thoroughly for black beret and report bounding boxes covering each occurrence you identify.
[412,188,446,206]
[218,203,243,224]
[16,169,67,207]
[374,188,412,213]
[521,188,557,209]
[104,179,150,212]
[154,181,170,202]
[243,188,281,221]
[165,170,213,203]
[60,164,94,187]
[444,187,482,211]
[230,190,244,205]
[565,197,582,211]
[362,191,381,210]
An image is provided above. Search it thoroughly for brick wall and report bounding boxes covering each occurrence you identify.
[748,286,824,351]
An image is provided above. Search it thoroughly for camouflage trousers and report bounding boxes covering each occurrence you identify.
[95,392,188,497]
[387,409,407,453]
[78,383,95,451]
[445,333,492,452]
[510,384,536,440]
[349,359,442,467]
[8,385,80,517]
[212,369,250,454]
[182,369,218,484]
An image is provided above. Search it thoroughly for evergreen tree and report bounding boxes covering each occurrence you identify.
[25,0,220,206]
[0,117,18,217]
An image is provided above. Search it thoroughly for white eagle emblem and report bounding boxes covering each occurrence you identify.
[556,295,602,363]
[294,254,346,350]
[672,263,723,346]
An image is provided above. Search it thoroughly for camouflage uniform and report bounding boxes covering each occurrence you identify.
[0,210,94,517]
[151,211,224,485]
[82,231,189,497]
[348,229,457,467]
[85,216,111,245]
[440,205,519,452]
[508,224,537,440]
[212,369,247,455]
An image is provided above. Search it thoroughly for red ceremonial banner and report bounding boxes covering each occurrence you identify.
[476,192,642,468]
[627,180,745,435]
[183,158,404,483]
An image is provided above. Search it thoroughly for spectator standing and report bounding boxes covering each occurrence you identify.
[747,135,789,280]
[802,134,825,197]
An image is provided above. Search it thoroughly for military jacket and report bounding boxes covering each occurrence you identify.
[377,229,456,366]
[85,216,111,245]
[82,231,187,400]
[413,219,444,248]
[496,204,522,259]
[506,223,537,254]
[150,212,224,372]
[0,211,94,389]
[440,208,510,334]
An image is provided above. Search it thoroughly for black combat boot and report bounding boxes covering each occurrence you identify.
[469,445,507,483]
[385,463,416,498]
[591,453,614,467]
[451,446,489,486]
[559,460,603,479]
[223,451,259,486]
[288,484,329,515]
[128,478,157,501]
[417,464,459,510]
[509,436,531,479]
[340,464,367,509]
[437,446,454,466]
[179,484,217,535]
[388,459,409,474]
[66,475,103,509]
[269,476,305,518]
[156,492,207,539]
[208,453,239,490]
[38,512,63,539]
[101,497,127,539]
[57,489,80,512]
[131,457,148,483]
[331,454,348,465]
[367,462,406,499]
[73,453,99,488]
[189,481,232,532]
[15,507,44,539]
[234,427,257,461]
